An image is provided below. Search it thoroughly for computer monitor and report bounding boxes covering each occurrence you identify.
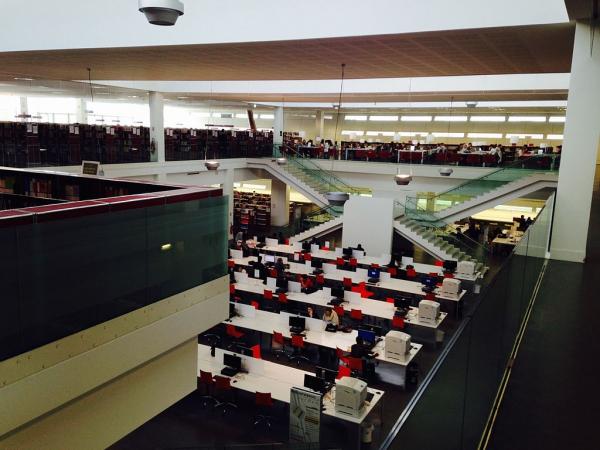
[443,260,457,272]
[302,241,311,251]
[315,366,337,383]
[368,268,380,279]
[342,247,353,257]
[229,302,237,317]
[312,259,323,269]
[358,329,376,344]
[223,353,241,370]
[257,235,266,244]
[361,324,383,337]
[304,374,326,393]
[394,297,411,309]
[421,276,438,289]
[331,286,345,298]
[276,277,288,289]
[264,254,275,263]
[289,316,306,330]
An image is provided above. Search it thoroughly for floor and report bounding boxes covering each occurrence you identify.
[487,166,600,450]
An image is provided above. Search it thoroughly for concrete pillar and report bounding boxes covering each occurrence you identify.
[315,110,324,140]
[76,98,88,124]
[273,106,284,146]
[224,168,235,238]
[19,97,28,116]
[270,178,290,227]
[550,21,600,262]
[149,92,165,163]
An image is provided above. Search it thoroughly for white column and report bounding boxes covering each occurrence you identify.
[270,178,290,227]
[315,110,324,140]
[149,92,165,163]
[224,168,235,238]
[273,106,284,146]
[76,98,88,124]
[550,21,600,262]
[19,97,28,116]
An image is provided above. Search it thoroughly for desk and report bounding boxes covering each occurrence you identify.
[225,307,422,386]
[198,344,384,449]
[233,281,447,331]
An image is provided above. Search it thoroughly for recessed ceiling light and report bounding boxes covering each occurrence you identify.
[128,95,138,98]
[14,77,34,81]
[177,96,189,99]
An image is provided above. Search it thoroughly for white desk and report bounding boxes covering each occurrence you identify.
[233,281,447,330]
[226,307,422,373]
[198,344,384,425]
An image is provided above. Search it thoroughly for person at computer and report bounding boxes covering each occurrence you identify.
[300,275,314,293]
[350,336,378,377]
[274,257,286,276]
[323,307,339,326]
[306,306,318,319]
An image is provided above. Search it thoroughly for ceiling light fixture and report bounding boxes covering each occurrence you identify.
[14,77,34,81]
[138,0,184,26]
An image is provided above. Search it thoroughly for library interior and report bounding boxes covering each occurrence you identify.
[1,1,599,449]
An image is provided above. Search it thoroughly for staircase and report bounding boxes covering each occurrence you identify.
[394,216,486,273]
[405,155,559,224]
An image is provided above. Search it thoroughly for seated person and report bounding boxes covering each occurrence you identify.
[355,243,365,253]
[323,307,339,326]
[274,257,286,275]
[306,305,319,319]
[350,336,374,358]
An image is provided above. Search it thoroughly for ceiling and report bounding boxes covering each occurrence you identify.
[0,23,575,82]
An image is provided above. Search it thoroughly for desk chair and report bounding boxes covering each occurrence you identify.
[388,267,398,278]
[333,305,346,325]
[253,392,274,429]
[346,356,365,378]
[343,277,353,290]
[251,300,260,310]
[277,293,289,312]
[227,259,235,269]
[271,331,290,359]
[336,347,350,367]
[443,272,455,278]
[315,273,325,286]
[289,335,310,365]
[336,365,351,380]
[213,375,238,414]
[349,258,358,270]
[304,253,312,261]
[424,292,437,301]
[350,309,363,327]
[198,370,218,407]
[336,257,345,268]
[251,344,262,359]
[229,284,236,297]
[263,289,275,312]
[226,324,245,349]
[392,316,405,330]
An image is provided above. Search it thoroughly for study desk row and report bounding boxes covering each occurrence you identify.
[232,278,448,330]
[225,304,423,387]
[235,243,481,282]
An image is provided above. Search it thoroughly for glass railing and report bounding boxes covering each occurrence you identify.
[270,204,343,239]
[381,194,554,450]
[275,144,365,196]
[405,154,558,218]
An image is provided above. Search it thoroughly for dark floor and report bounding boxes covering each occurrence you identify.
[488,167,600,450]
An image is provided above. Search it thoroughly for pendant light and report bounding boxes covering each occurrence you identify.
[395,79,413,185]
[205,81,220,171]
[275,95,287,164]
[326,63,350,205]
[439,96,454,177]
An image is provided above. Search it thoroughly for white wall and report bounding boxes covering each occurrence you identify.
[342,197,394,255]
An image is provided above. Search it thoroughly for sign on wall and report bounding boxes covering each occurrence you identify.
[289,387,322,445]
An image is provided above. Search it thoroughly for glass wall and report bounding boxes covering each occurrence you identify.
[381,195,554,450]
[0,195,228,362]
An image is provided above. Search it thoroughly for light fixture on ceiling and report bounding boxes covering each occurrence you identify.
[438,97,454,177]
[14,77,34,81]
[394,173,413,185]
[205,160,220,171]
[138,0,184,26]
[395,79,413,186]
[276,157,287,165]
[439,167,453,177]
[465,101,478,108]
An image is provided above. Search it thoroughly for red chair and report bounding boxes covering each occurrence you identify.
[334,305,345,321]
[336,347,350,366]
[263,289,273,300]
[349,258,358,270]
[406,268,417,279]
[434,260,444,267]
[424,292,437,301]
[386,297,395,304]
[304,253,312,261]
[343,277,353,289]
[290,335,310,365]
[284,238,290,245]
[227,259,235,268]
[213,375,237,413]
[444,272,455,278]
[336,257,345,267]
[371,263,380,269]
[315,274,325,285]
[226,324,245,349]
[254,392,274,428]
[337,365,352,380]
[250,300,260,310]
[346,356,364,376]
[251,344,262,359]
[229,284,236,295]
[392,316,405,329]
[350,309,363,327]
[278,292,288,304]
[271,331,289,359]
[268,268,278,278]
[388,267,398,277]
[198,370,218,406]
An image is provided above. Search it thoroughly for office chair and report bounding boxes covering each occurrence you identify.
[213,375,238,414]
[315,273,325,285]
[198,370,218,407]
[289,335,310,365]
[226,324,245,349]
[336,257,345,267]
[334,305,345,325]
[392,316,405,330]
[343,277,353,290]
[346,356,365,378]
[336,347,350,367]
[229,284,236,296]
[349,258,358,270]
[251,344,262,359]
[424,292,437,301]
[388,267,398,278]
[350,309,363,327]
[277,292,289,312]
[251,300,260,310]
[253,392,274,429]
[336,365,352,380]
[271,331,290,359]
[227,259,235,269]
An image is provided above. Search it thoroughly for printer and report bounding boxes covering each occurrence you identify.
[335,377,367,417]
[457,260,476,277]
[418,299,441,325]
[384,330,411,361]
[440,278,461,299]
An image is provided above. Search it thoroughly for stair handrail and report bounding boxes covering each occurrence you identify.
[277,144,363,195]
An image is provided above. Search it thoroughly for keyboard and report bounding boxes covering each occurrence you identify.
[220,366,239,377]
[290,327,305,335]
